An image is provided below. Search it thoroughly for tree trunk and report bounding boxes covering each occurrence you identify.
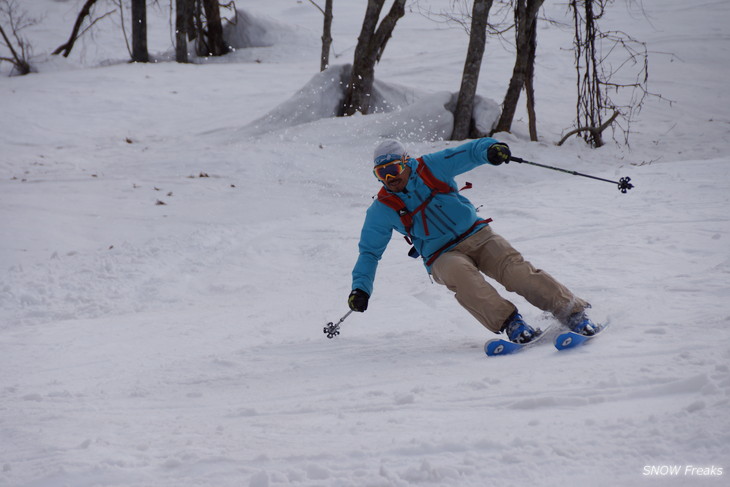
[525,6,539,141]
[320,0,333,71]
[131,0,149,62]
[342,0,385,116]
[175,0,190,63]
[451,0,493,141]
[493,0,543,135]
[187,0,200,43]
[188,0,227,57]
[201,0,228,56]
[341,0,406,116]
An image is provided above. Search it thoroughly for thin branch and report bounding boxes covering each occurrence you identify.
[557,109,619,146]
[79,9,116,42]
[0,0,34,74]
[305,0,325,15]
[114,0,131,58]
[0,23,21,62]
[52,0,100,56]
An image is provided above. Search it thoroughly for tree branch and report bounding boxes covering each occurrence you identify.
[557,110,619,146]
[372,0,406,63]
[0,2,32,74]
[52,0,100,57]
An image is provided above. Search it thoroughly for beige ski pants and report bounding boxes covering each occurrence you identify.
[431,226,589,333]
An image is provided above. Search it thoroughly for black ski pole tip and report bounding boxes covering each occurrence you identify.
[618,177,634,193]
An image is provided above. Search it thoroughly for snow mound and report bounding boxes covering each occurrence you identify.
[224,9,294,48]
[471,95,501,136]
[240,64,500,142]
[222,8,318,55]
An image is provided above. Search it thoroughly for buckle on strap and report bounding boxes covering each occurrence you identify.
[425,219,492,266]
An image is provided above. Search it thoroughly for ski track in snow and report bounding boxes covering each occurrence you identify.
[2,1,730,486]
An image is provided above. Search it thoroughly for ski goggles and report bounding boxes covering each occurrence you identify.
[373,158,408,183]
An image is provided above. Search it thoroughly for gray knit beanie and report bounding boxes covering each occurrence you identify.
[373,139,407,166]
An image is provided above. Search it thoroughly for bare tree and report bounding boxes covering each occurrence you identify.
[572,0,604,146]
[451,0,494,140]
[341,0,406,116]
[186,0,228,57]
[320,0,333,71]
[131,0,148,62]
[175,0,190,63]
[201,0,227,56]
[493,0,544,140]
[567,0,656,147]
[523,7,538,141]
[0,0,36,75]
[306,0,334,71]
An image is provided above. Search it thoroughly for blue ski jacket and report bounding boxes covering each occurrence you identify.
[352,138,502,296]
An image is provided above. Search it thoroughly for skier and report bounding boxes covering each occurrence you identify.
[348,138,599,344]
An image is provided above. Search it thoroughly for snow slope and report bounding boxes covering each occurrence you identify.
[1,1,729,486]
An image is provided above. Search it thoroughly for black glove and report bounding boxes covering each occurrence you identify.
[487,143,511,165]
[348,289,369,312]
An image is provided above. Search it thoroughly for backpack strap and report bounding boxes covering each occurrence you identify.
[410,157,456,235]
[375,158,462,239]
[415,157,454,194]
[376,187,412,228]
[377,187,416,247]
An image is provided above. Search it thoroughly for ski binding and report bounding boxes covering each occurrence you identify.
[484,326,552,356]
[554,323,607,351]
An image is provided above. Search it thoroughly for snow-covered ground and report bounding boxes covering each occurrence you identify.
[2,1,729,486]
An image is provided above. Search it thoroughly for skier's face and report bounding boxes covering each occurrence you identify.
[374,158,411,193]
[383,166,410,193]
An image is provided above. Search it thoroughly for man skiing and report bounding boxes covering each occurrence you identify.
[348,138,598,344]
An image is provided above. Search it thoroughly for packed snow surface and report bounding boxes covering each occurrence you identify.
[1,1,729,486]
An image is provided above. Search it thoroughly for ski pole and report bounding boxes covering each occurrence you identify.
[510,156,634,194]
[323,310,353,339]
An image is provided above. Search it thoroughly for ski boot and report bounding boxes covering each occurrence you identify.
[502,311,537,344]
[566,311,599,336]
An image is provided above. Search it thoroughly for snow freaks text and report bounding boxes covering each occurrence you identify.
[643,465,723,477]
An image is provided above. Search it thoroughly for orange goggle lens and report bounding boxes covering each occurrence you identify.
[373,159,407,182]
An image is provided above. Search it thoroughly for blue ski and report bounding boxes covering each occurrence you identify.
[554,324,607,351]
[484,326,552,356]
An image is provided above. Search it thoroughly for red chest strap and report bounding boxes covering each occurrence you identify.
[376,158,456,238]
[415,157,453,194]
[376,189,413,230]
[375,158,489,263]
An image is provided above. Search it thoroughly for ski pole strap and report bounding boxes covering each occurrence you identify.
[425,219,493,267]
